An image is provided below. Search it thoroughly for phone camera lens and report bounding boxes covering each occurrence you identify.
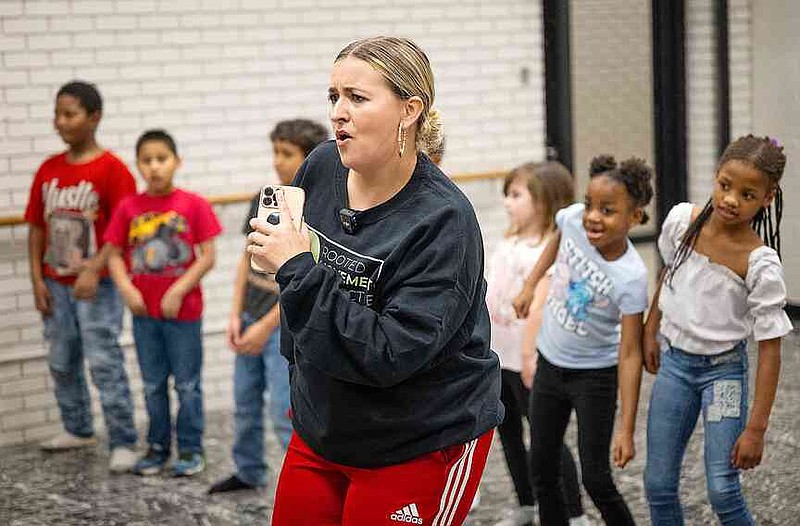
[262,197,273,207]
[264,187,274,196]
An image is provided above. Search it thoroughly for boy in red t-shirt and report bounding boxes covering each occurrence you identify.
[24,81,138,472]
[105,129,222,477]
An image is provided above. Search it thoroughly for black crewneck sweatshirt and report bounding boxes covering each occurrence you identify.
[275,141,503,467]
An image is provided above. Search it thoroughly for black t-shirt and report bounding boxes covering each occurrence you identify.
[275,140,503,467]
[241,194,279,319]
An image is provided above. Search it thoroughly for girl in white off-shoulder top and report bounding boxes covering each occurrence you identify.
[643,135,792,526]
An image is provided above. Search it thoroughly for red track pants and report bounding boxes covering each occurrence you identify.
[272,430,493,526]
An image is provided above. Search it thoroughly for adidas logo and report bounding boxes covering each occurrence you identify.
[389,503,423,524]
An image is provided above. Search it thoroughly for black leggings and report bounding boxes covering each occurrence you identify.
[528,355,635,526]
[498,369,583,516]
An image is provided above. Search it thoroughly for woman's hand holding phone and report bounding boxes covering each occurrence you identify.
[247,195,310,274]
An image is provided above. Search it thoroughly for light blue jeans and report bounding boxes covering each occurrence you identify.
[232,312,292,487]
[44,278,137,449]
[645,341,754,525]
[132,316,204,454]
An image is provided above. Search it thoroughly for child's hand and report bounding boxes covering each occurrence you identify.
[234,321,274,356]
[160,287,183,319]
[513,284,535,319]
[73,268,100,300]
[521,354,537,389]
[643,335,661,374]
[122,285,147,317]
[732,427,765,470]
[226,314,242,351]
[612,431,635,468]
[32,278,52,316]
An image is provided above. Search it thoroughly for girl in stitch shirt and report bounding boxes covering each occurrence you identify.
[514,156,654,526]
[643,135,792,525]
[485,162,587,526]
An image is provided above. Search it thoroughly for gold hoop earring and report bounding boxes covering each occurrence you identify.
[398,122,406,157]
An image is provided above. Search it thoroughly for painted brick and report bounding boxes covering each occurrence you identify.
[71,0,116,14]
[0,35,26,51]
[3,17,48,34]
[4,50,50,68]
[95,15,138,31]
[1,376,46,396]
[2,408,47,430]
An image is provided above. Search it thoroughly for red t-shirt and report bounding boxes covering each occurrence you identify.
[24,151,137,284]
[104,188,223,321]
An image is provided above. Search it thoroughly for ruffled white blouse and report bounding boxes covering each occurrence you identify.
[658,203,793,355]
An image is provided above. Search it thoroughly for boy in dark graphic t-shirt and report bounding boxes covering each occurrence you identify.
[208,119,328,494]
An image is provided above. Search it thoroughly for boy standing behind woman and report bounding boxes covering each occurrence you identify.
[209,119,328,494]
[25,81,138,472]
[105,129,222,476]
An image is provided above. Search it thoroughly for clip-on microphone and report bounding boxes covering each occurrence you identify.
[339,207,359,235]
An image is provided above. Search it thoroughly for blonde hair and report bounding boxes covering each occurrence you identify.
[503,161,575,237]
[336,36,443,156]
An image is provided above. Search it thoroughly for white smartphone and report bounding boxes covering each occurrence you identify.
[250,185,306,273]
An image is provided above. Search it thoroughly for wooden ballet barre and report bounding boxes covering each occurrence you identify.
[0,170,508,228]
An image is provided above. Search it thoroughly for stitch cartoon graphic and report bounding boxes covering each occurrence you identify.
[547,251,610,335]
[566,278,594,321]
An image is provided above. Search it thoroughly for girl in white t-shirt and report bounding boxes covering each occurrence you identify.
[485,161,587,526]
[644,135,791,525]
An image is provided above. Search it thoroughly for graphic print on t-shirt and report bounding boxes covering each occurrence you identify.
[128,210,191,274]
[308,227,384,308]
[45,210,94,275]
[41,179,100,276]
[547,237,612,336]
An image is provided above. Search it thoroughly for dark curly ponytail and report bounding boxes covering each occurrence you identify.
[589,155,654,224]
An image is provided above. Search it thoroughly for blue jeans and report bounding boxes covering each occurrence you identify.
[232,312,292,487]
[645,342,753,525]
[132,316,204,454]
[44,278,136,449]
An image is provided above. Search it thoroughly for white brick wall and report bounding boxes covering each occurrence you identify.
[0,0,545,445]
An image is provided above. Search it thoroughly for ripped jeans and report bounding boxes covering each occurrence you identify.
[645,342,753,525]
[132,316,204,454]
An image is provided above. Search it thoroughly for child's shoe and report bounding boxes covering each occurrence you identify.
[109,446,138,473]
[40,431,97,451]
[132,446,170,476]
[174,451,206,477]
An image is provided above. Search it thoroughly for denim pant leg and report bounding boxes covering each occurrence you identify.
[133,316,172,450]
[701,347,753,526]
[644,349,702,526]
[233,344,268,486]
[571,366,635,526]
[264,328,292,449]
[75,278,137,448]
[44,279,94,438]
[164,319,204,454]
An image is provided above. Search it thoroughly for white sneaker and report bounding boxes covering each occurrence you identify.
[493,505,537,526]
[569,515,591,526]
[40,432,97,451]
[109,446,138,473]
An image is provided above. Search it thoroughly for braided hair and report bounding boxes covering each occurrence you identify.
[667,134,786,286]
[589,155,654,224]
